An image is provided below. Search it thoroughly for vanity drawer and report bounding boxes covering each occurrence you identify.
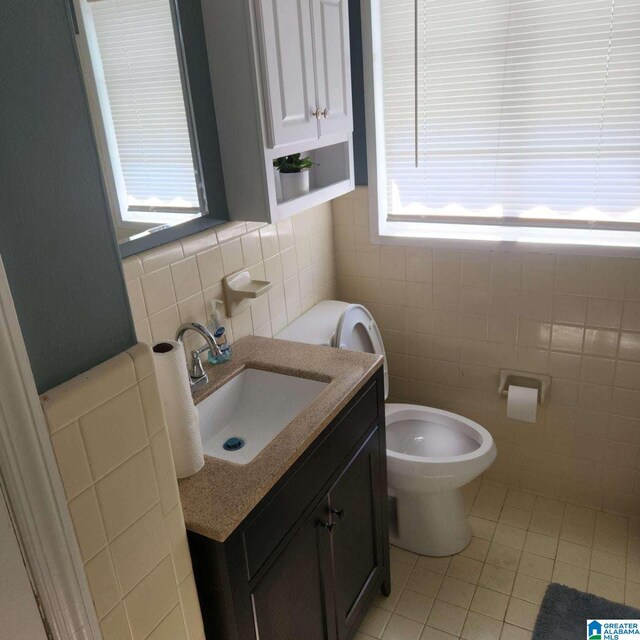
[241,376,380,579]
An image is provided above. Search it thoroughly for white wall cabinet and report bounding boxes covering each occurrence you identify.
[260,0,353,147]
[201,0,354,223]
[259,0,319,147]
[311,0,353,139]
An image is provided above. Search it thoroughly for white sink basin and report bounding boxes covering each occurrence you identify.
[197,368,328,464]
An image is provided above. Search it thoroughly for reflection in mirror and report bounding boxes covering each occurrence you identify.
[75,0,208,245]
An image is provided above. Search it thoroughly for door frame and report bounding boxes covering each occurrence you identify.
[0,255,101,640]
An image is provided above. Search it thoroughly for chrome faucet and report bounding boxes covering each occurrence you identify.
[175,322,224,392]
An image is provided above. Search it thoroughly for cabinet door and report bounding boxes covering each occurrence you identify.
[258,0,319,147]
[251,499,337,640]
[328,428,384,639]
[311,0,353,138]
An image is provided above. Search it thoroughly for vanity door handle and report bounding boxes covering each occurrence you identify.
[330,508,345,521]
[319,521,336,532]
[321,108,328,118]
[313,108,322,119]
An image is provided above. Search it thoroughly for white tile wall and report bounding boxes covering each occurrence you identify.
[41,344,203,640]
[123,204,337,354]
[333,187,640,518]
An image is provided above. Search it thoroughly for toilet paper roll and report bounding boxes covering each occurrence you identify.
[507,385,538,423]
[152,341,204,478]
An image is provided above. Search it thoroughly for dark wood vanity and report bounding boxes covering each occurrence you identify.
[187,366,389,640]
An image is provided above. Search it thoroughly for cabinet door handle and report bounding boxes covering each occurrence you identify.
[321,108,329,118]
[330,508,345,521]
[319,521,335,532]
[313,108,322,119]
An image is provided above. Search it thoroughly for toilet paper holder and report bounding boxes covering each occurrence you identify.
[498,369,551,403]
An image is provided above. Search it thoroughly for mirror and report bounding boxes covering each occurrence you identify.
[74,0,227,252]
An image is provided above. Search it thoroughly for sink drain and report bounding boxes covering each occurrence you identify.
[223,437,245,452]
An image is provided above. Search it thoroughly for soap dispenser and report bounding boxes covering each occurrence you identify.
[206,299,232,365]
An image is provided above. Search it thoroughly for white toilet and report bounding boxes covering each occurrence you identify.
[278,300,497,556]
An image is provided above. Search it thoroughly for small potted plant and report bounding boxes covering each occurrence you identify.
[273,153,317,201]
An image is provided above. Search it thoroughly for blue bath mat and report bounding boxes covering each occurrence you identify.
[533,583,640,640]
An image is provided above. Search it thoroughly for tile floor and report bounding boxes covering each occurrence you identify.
[358,480,640,640]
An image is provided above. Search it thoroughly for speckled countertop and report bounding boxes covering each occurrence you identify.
[178,335,382,542]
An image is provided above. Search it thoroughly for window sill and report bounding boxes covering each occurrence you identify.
[123,210,201,226]
[373,218,640,257]
[119,215,228,258]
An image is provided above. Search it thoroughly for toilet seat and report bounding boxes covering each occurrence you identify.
[387,417,479,458]
[335,304,389,399]
[385,403,496,494]
[385,405,492,463]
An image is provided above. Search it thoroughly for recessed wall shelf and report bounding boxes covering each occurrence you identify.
[274,140,353,217]
[277,179,353,219]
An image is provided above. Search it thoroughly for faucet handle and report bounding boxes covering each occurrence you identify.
[190,350,206,380]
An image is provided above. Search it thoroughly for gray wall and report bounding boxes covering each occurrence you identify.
[0,0,136,393]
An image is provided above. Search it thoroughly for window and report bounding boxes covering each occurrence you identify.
[77,0,203,230]
[368,0,640,246]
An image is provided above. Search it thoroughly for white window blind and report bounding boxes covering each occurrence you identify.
[91,0,200,212]
[380,0,640,230]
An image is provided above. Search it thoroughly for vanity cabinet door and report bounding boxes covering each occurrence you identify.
[257,0,319,148]
[311,0,353,138]
[328,427,384,639]
[251,498,337,640]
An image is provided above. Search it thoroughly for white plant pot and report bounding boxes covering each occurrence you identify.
[279,169,310,201]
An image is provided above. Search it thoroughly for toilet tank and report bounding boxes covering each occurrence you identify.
[277,300,389,400]
[276,300,350,346]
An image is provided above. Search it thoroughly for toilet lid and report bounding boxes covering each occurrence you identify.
[335,304,389,400]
